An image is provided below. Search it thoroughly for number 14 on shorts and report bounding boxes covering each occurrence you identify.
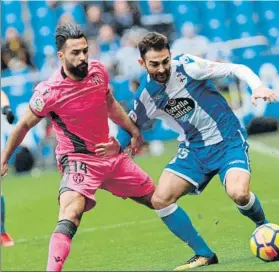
[67,161,88,174]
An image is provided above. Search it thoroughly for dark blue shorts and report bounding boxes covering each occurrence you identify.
[165,129,251,194]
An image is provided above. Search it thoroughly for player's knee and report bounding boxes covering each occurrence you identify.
[229,189,250,206]
[151,193,177,210]
[59,191,86,226]
[59,205,84,226]
[53,219,78,240]
[130,192,155,210]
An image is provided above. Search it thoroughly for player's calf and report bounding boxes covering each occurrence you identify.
[152,171,215,259]
[225,170,268,227]
[47,191,86,272]
[236,192,269,227]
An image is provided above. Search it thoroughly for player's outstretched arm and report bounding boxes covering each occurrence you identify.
[183,55,278,106]
[106,91,142,155]
[106,91,140,136]
[1,107,42,177]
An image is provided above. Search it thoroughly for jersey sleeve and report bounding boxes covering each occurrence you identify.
[97,61,110,92]
[117,93,151,151]
[182,54,263,91]
[128,97,150,128]
[29,82,53,118]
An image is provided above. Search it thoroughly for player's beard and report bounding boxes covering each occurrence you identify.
[66,60,88,79]
[150,68,171,84]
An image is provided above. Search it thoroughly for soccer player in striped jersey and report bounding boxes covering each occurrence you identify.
[100,32,278,270]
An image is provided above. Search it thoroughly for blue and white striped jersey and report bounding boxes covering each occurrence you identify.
[123,54,262,148]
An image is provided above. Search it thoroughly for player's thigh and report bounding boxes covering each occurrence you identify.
[218,133,251,198]
[163,145,212,196]
[59,190,86,226]
[151,169,194,208]
[219,133,251,184]
[103,152,155,200]
[58,155,107,212]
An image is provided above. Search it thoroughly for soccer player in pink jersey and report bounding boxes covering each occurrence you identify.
[1,23,155,271]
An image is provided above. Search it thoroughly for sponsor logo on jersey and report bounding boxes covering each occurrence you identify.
[33,97,45,112]
[150,94,163,103]
[164,98,195,121]
[229,160,245,165]
[42,88,50,96]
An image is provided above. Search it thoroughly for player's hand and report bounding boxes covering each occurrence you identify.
[252,86,278,106]
[130,133,145,156]
[1,161,8,177]
[95,137,120,157]
[2,106,15,124]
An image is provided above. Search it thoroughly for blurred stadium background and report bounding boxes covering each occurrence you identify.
[1,0,279,271]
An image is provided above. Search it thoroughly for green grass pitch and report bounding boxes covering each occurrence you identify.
[1,136,279,271]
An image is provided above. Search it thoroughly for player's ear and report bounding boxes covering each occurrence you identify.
[138,58,145,68]
[57,51,64,62]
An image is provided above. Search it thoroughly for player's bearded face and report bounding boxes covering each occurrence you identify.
[143,49,171,84]
[65,58,88,78]
[63,38,89,79]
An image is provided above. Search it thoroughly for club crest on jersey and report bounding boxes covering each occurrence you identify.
[164,98,195,121]
[176,73,187,83]
[91,76,104,85]
[33,97,45,112]
[129,110,137,123]
[183,56,190,64]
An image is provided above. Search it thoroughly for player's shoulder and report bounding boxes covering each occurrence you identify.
[34,80,52,93]
[134,74,149,101]
[36,67,66,93]
[88,60,109,83]
[88,60,107,74]
[172,53,197,66]
[33,80,56,103]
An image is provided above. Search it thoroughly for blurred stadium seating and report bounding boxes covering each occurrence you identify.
[1,0,279,169]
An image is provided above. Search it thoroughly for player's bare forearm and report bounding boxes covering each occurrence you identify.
[1,107,42,163]
[1,90,10,107]
[106,92,139,136]
[1,124,29,163]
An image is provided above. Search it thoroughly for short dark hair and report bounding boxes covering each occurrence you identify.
[55,23,86,51]
[138,32,170,58]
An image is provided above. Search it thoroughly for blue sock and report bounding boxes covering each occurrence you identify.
[1,195,6,233]
[237,192,268,227]
[156,204,214,257]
